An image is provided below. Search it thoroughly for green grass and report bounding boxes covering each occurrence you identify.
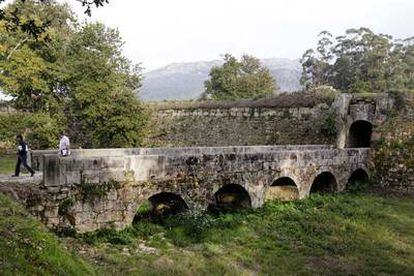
[1,190,413,275]
[77,193,414,275]
[0,193,96,275]
[0,155,15,175]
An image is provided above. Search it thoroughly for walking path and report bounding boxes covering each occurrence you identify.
[0,173,43,185]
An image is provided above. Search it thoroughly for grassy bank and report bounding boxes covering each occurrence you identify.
[0,190,413,275]
[0,193,95,275]
[74,193,414,275]
[0,155,15,175]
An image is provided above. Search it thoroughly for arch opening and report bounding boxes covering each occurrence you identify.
[310,172,337,194]
[133,192,189,225]
[134,192,189,221]
[209,184,252,213]
[347,169,369,190]
[348,120,373,148]
[265,177,299,201]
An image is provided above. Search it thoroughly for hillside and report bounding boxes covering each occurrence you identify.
[0,188,413,274]
[140,58,302,101]
[0,193,95,275]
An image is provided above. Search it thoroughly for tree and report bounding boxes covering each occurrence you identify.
[0,0,149,149]
[300,31,333,89]
[301,27,414,93]
[0,0,109,38]
[202,54,277,100]
[389,37,414,90]
[0,0,75,112]
[64,23,148,148]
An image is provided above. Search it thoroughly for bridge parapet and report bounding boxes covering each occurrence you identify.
[31,145,333,171]
[42,146,368,187]
[29,146,370,233]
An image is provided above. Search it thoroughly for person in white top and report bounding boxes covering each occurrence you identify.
[59,133,70,156]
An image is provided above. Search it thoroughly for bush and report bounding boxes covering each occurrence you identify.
[0,112,63,150]
[0,113,27,151]
[82,228,133,245]
[25,112,64,149]
[321,110,338,137]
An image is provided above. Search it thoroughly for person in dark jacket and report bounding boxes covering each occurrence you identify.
[12,134,35,177]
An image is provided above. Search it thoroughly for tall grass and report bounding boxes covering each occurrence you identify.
[79,193,414,275]
[0,193,96,275]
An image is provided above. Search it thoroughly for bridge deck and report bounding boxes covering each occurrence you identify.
[31,145,335,170]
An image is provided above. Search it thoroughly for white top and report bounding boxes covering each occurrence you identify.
[59,135,70,155]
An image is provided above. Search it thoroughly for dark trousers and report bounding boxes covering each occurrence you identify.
[14,155,34,176]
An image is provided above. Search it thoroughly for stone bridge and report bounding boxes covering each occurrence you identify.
[23,145,368,233]
[1,93,394,233]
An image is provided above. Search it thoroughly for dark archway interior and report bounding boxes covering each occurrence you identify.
[310,172,337,194]
[209,184,252,212]
[148,192,189,217]
[347,169,369,189]
[272,177,297,187]
[348,120,373,148]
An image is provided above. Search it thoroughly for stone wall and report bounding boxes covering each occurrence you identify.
[146,104,336,147]
[146,94,392,148]
[26,146,369,233]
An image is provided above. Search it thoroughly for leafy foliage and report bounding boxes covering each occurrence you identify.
[0,0,109,38]
[58,197,75,216]
[0,112,63,149]
[77,179,120,202]
[202,54,277,100]
[301,28,414,93]
[372,93,414,191]
[321,110,338,138]
[0,0,75,113]
[0,0,149,149]
[64,22,149,148]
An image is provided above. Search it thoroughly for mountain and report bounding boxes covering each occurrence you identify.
[139,58,302,101]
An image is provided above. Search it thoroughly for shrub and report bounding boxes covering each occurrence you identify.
[321,110,338,137]
[0,112,63,150]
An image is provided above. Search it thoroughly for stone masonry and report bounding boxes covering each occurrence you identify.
[30,145,368,233]
[0,93,395,233]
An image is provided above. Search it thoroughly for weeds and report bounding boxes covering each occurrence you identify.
[150,90,338,110]
[58,197,75,216]
[2,191,413,275]
[82,193,414,274]
[321,110,338,137]
[77,179,120,202]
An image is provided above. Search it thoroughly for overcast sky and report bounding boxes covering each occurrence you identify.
[63,0,413,71]
[1,0,410,71]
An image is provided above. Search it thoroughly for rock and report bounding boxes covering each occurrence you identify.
[136,243,159,255]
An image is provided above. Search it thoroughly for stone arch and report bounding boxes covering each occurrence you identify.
[147,192,189,216]
[347,168,369,189]
[209,184,252,212]
[348,120,373,148]
[310,172,337,194]
[265,177,299,201]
